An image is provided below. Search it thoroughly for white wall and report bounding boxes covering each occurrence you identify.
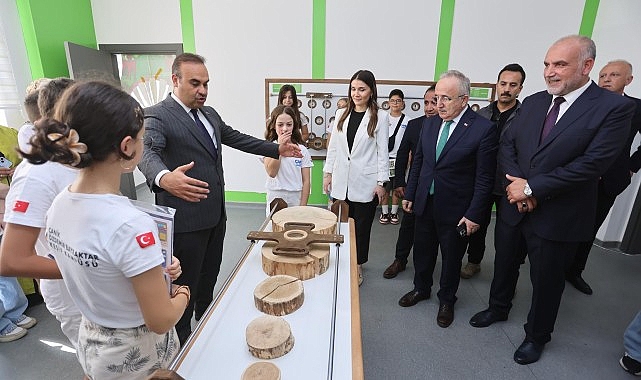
[91,0,182,44]
[194,0,313,192]
[0,0,35,128]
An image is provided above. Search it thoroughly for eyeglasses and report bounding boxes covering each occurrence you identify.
[436,94,466,104]
[388,99,403,104]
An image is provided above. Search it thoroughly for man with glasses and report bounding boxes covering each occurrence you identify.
[398,70,498,329]
[461,63,526,279]
[379,89,409,225]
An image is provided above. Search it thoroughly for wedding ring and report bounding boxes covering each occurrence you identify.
[521,201,528,209]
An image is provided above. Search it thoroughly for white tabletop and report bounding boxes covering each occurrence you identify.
[172,221,360,380]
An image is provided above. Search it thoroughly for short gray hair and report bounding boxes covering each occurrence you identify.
[439,70,471,96]
[606,59,633,75]
[554,35,596,63]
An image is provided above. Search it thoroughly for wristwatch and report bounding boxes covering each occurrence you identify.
[523,182,533,197]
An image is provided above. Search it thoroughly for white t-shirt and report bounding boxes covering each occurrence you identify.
[17,122,36,153]
[3,161,79,317]
[46,189,164,328]
[264,144,313,191]
[388,113,408,158]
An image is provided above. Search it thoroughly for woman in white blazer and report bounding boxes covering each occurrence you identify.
[323,70,389,285]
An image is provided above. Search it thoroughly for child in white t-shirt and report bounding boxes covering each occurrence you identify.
[263,105,313,214]
[19,81,188,380]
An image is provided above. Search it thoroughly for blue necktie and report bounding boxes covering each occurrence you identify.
[430,120,453,195]
[191,109,218,160]
[540,96,565,143]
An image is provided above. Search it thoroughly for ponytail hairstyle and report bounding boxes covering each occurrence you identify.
[23,81,144,169]
[336,70,379,137]
[265,105,303,144]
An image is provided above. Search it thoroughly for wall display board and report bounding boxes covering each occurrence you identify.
[265,78,496,159]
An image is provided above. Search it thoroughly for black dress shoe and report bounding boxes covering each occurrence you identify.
[383,259,407,279]
[514,339,544,365]
[437,303,454,328]
[566,274,593,295]
[398,290,430,307]
[469,309,508,328]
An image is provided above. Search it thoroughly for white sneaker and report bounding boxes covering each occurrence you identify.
[0,324,27,342]
[14,314,37,329]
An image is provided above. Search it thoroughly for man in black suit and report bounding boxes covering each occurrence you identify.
[566,59,641,295]
[138,53,301,344]
[398,70,498,329]
[469,35,635,364]
[382,85,437,279]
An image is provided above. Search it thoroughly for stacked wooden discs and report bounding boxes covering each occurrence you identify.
[262,206,336,280]
[254,275,304,316]
[246,315,295,360]
[241,362,280,380]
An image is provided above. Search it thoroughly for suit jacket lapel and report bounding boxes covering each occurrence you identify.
[164,96,217,159]
[350,110,371,153]
[425,117,440,167]
[537,82,600,152]
[436,108,472,164]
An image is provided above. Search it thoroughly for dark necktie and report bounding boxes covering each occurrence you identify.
[540,96,566,142]
[191,109,218,160]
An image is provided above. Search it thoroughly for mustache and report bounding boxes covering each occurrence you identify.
[501,92,512,97]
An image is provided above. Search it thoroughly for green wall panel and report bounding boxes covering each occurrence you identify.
[16,0,97,79]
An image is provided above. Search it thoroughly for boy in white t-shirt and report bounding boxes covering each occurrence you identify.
[380,89,409,225]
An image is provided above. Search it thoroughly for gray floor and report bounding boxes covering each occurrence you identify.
[1,186,640,379]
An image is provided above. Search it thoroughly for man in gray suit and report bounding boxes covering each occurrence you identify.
[138,53,301,344]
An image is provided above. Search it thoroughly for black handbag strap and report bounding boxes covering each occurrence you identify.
[388,114,405,152]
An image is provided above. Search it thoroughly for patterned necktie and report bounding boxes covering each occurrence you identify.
[540,97,566,142]
[430,120,453,195]
[191,109,218,160]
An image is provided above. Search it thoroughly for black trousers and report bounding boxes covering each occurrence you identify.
[394,209,415,264]
[568,182,617,275]
[412,197,468,305]
[346,196,378,265]
[466,194,502,264]
[173,220,226,344]
[491,214,576,344]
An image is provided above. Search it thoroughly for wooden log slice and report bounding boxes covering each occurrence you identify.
[261,242,330,280]
[246,315,294,359]
[241,362,281,380]
[254,275,304,316]
[271,206,337,234]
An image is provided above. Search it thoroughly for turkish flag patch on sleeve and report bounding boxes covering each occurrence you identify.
[13,200,30,213]
[135,232,156,248]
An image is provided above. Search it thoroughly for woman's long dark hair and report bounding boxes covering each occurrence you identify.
[336,70,379,137]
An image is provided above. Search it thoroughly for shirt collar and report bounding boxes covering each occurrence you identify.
[171,92,194,114]
[554,80,592,107]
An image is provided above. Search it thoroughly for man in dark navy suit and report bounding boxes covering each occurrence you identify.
[398,70,498,329]
[382,86,438,279]
[566,59,641,295]
[469,35,635,365]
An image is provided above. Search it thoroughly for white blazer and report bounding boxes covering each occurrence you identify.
[324,108,389,202]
